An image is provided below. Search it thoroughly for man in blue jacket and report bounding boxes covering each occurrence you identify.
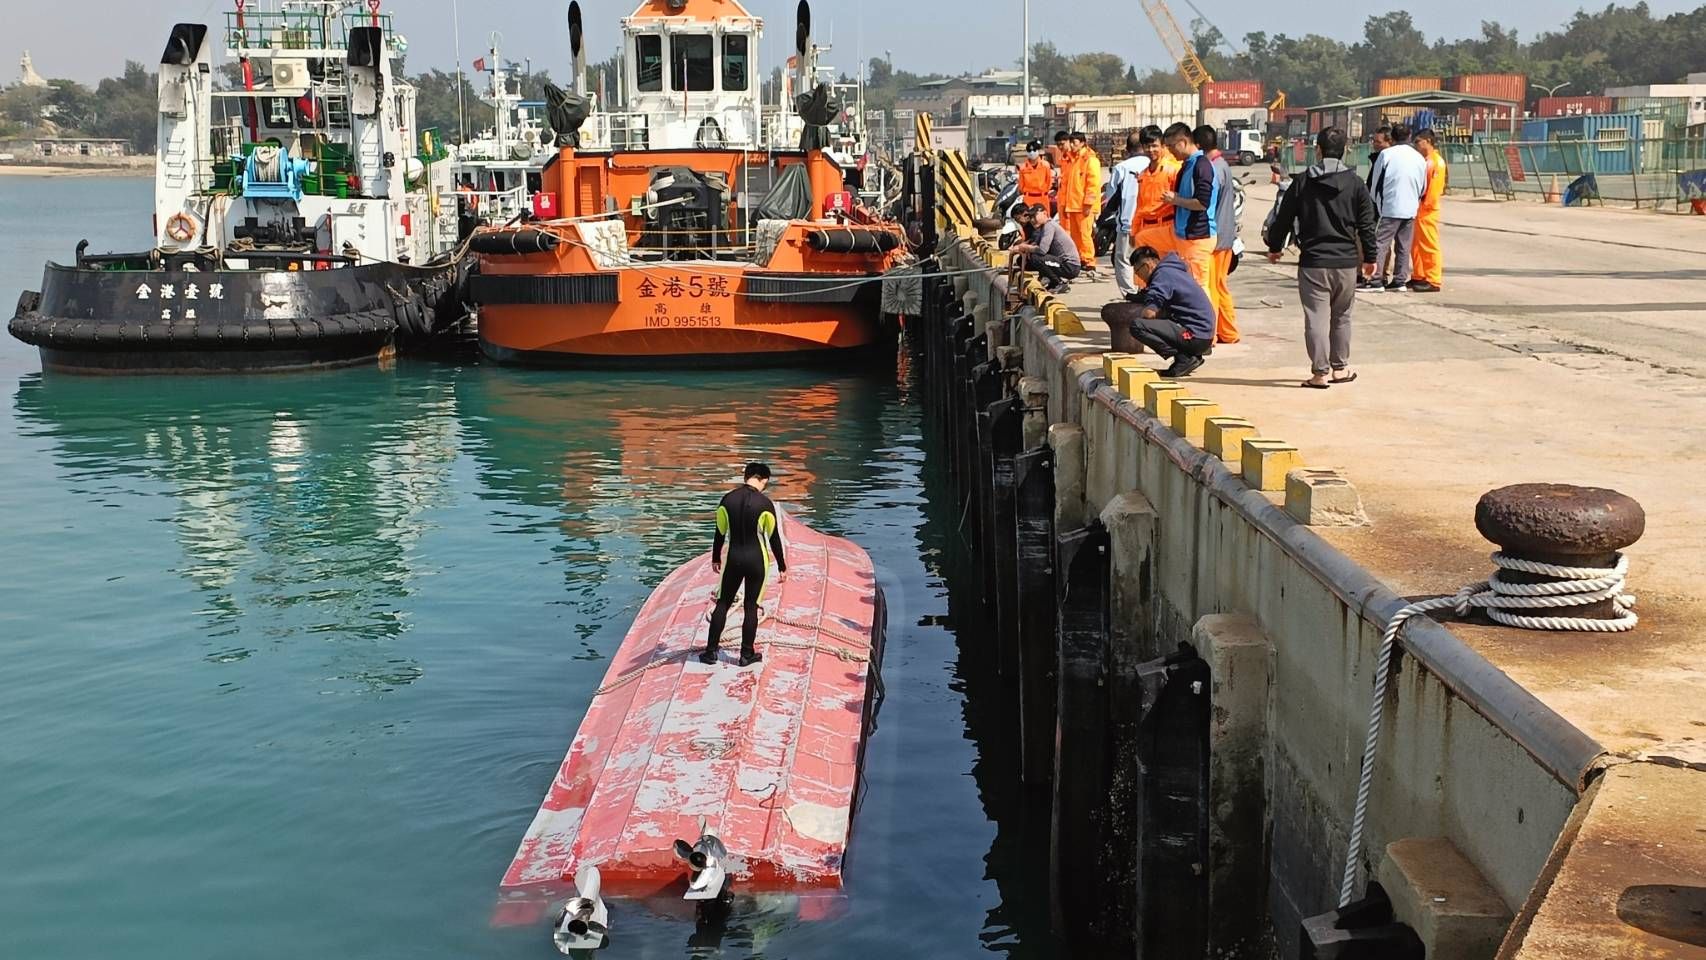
[1109,244,1216,378]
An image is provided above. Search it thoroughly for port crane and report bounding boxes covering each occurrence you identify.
[1140,0,1213,90]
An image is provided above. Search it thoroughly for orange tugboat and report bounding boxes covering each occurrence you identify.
[469,0,906,366]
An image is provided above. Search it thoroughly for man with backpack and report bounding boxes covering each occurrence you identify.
[1265,126,1378,389]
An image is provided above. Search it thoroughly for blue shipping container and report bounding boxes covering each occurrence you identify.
[1520,113,1642,174]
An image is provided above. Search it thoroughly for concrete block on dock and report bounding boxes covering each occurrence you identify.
[1240,440,1301,492]
[1143,381,1188,423]
[1192,614,1273,957]
[1378,838,1513,960]
[1048,423,1087,532]
[1118,365,1160,401]
[1284,467,1367,527]
[1169,398,1221,441]
[1102,353,1141,389]
[1046,301,1086,336]
[1204,417,1257,464]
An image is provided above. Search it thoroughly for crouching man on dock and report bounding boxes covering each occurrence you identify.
[1100,245,1215,379]
[703,462,788,668]
[1009,204,1082,294]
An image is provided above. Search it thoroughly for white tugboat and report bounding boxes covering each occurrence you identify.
[450,39,561,226]
[9,1,468,373]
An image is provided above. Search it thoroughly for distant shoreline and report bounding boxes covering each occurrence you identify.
[0,163,153,178]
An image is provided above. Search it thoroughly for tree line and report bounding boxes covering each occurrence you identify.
[6,3,1701,153]
[875,3,1704,109]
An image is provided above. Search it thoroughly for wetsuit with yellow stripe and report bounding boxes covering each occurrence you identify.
[705,484,788,660]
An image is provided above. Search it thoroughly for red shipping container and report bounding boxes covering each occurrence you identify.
[1374,76,1442,97]
[1202,80,1264,108]
[1536,95,1614,117]
[1445,73,1527,105]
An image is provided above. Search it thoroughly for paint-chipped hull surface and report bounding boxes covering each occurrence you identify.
[499,518,883,914]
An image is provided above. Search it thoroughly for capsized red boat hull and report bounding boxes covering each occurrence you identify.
[498,517,884,920]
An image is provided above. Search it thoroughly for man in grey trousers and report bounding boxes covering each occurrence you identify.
[1365,122,1428,292]
[1265,126,1378,388]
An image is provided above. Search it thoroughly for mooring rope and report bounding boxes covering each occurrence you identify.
[1338,551,1637,906]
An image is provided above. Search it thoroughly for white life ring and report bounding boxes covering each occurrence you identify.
[165,212,198,245]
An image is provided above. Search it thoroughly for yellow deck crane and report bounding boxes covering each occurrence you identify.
[1140,0,1213,90]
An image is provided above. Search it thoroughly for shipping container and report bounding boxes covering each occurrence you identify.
[1374,76,1442,97]
[1445,73,1527,105]
[1201,80,1263,109]
[1458,105,1519,134]
[1131,92,1199,131]
[1524,112,1644,174]
[1199,106,1268,132]
[1536,96,1614,117]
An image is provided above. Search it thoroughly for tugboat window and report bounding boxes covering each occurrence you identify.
[722,35,749,92]
[670,35,714,92]
[636,35,663,92]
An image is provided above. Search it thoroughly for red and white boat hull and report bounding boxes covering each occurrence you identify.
[497,518,884,922]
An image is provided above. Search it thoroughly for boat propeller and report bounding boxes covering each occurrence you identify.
[552,864,610,953]
[673,817,730,901]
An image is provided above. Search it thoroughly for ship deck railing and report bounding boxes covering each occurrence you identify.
[222,8,395,57]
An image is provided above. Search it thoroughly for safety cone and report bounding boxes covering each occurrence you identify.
[1544,174,1561,204]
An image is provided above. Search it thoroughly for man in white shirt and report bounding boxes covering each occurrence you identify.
[1365,122,1428,292]
[1103,129,1153,299]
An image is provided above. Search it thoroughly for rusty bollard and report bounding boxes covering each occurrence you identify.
[1474,483,1645,622]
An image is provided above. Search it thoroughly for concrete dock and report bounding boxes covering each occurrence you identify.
[1073,187,1706,957]
[1058,183,1706,765]
[916,181,1706,959]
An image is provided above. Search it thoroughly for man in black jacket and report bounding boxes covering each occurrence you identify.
[1265,126,1379,389]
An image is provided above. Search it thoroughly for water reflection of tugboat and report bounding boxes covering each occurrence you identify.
[8,2,468,374]
[469,1,906,367]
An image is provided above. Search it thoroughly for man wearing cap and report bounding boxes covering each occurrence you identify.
[1010,204,1081,293]
[1017,139,1053,212]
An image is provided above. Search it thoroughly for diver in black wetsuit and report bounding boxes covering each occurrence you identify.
[701,462,789,667]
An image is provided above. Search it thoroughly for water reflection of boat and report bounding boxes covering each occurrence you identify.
[457,368,892,551]
[11,369,458,688]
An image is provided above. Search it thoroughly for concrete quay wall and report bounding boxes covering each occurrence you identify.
[931,234,1610,958]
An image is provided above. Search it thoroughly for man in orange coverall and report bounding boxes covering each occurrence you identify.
[1059,131,1103,279]
[1017,139,1053,211]
[1050,131,1074,216]
[1129,126,1180,263]
[1409,127,1447,292]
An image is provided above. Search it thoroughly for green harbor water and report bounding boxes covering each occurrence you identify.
[0,176,1059,958]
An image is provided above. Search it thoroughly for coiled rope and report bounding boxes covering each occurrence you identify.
[1339,551,1637,907]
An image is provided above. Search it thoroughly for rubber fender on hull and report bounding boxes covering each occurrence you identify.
[806,227,901,254]
[469,229,562,256]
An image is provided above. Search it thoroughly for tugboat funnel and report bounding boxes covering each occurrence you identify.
[552,865,609,952]
[567,2,587,97]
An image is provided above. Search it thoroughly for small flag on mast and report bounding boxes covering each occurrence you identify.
[472,57,487,72]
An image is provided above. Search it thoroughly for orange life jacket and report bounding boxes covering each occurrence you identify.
[1017,159,1052,203]
[1132,154,1181,229]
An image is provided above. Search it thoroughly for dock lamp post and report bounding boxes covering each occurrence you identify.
[1531,81,1572,98]
[1021,0,1031,139]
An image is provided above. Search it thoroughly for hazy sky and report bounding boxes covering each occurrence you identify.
[11,0,1698,85]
